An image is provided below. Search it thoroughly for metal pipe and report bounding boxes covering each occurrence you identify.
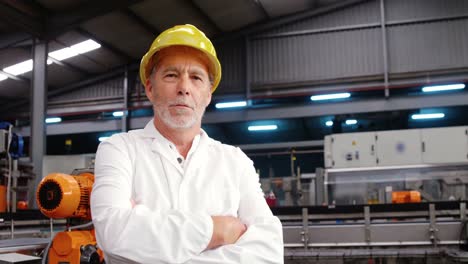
[254,14,468,40]
[245,36,252,107]
[122,66,129,132]
[12,159,18,213]
[247,150,323,157]
[10,219,14,239]
[284,240,464,248]
[380,0,389,98]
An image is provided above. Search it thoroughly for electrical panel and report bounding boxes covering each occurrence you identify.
[0,130,6,153]
[421,126,468,164]
[326,132,377,168]
[376,129,422,166]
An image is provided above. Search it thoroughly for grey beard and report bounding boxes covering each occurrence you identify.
[154,105,205,129]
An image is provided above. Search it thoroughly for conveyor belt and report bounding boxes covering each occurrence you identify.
[0,210,48,221]
[272,201,464,216]
[0,238,49,253]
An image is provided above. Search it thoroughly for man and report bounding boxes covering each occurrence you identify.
[91,24,284,263]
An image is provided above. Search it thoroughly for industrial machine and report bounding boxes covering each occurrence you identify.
[285,126,468,263]
[257,126,468,263]
[36,171,104,264]
[321,126,468,205]
[0,122,32,213]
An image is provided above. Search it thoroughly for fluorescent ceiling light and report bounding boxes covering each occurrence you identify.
[0,74,7,82]
[248,125,278,131]
[71,39,101,54]
[49,47,79,61]
[325,121,333,127]
[98,136,110,142]
[112,111,124,117]
[345,119,357,125]
[411,113,445,120]
[311,93,351,101]
[215,101,247,109]
[4,60,33,76]
[45,117,62,124]
[49,39,101,61]
[422,83,465,93]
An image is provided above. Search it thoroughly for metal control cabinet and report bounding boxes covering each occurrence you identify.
[422,126,468,164]
[376,129,422,166]
[325,132,377,168]
[325,126,468,168]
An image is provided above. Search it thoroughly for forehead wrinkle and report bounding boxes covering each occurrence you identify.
[159,63,208,78]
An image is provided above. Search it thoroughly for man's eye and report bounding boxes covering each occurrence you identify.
[165,73,177,78]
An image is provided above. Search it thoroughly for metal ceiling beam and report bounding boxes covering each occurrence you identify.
[214,0,369,42]
[0,63,140,112]
[0,2,45,37]
[0,63,140,114]
[47,56,91,76]
[48,63,139,98]
[253,0,271,20]
[14,92,468,137]
[187,0,223,33]
[0,69,29,83]
[46,0,143,38]
[238,140,324,150]
[0,0,143,40]
[0,32,32,50]
[202,92,468,124]
[75,28,134,61]
[124,9,160,37]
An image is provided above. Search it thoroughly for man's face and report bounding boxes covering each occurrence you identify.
[145,46,212,129]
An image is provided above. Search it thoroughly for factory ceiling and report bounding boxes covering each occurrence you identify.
[0,0,341,104]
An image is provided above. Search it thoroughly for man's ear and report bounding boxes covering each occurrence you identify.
[144,77,154,103]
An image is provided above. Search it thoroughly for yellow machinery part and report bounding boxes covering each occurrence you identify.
[49,230,103,264]
[36,172,94,219]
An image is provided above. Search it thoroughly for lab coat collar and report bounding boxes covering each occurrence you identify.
[142,119,212,164]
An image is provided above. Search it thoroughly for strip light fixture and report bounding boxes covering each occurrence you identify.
[311,92,351,101]
[98,137,110,142]
[112,111,124,117]
[45,117,62,124]
[325,121,333,127]
[422,83,465,93]
[411,113,445,120]
[248,125,278,131]
[215,101,247,109]
[345,119,357,125]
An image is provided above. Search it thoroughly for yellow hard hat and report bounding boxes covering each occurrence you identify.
[139,24,221,92]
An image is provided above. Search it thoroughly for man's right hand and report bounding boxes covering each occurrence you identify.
[206,216,247,250]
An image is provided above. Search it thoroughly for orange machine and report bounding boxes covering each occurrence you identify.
[392,190,422,204]
[36,172,104,264]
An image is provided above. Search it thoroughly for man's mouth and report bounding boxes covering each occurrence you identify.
[171,104,193,109]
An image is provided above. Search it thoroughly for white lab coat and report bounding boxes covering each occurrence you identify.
[91,120,284,264]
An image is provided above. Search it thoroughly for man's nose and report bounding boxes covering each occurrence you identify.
[177,74,190,95]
